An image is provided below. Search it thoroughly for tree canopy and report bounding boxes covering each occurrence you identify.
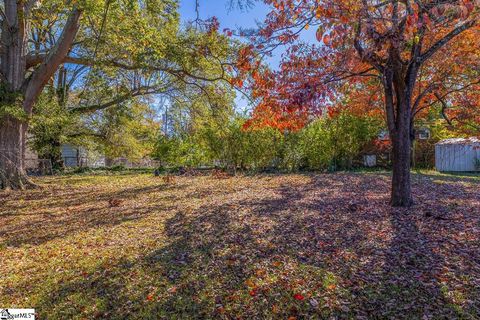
[237,0,480,206]
[0,0,239,189]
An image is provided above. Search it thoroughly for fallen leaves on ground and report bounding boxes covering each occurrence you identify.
[0,171,479,319]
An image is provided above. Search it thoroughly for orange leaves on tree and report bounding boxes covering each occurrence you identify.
[323,34,331,46]
[230,77,244,88]
[242,0,480,136]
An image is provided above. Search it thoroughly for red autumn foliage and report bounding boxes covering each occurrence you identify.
[243,1,480,133]
[239,0,480,206]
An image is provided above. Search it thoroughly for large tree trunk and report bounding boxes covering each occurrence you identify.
[390,126,413,207]
[384,65,415,207]
[0,116,35,190]
[0,1,32,190]
[0,4,81,190]
[389,78,414,207]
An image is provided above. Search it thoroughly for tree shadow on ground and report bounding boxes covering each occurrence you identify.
[24,174,480,318]
[0,182,186,247]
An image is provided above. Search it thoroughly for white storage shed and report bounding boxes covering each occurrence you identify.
[435,138,480,172]
[61,144,88,167]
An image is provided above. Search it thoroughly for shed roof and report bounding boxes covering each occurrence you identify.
[436,137,480,145]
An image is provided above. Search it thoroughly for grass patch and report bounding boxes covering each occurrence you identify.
[1,172,479,319]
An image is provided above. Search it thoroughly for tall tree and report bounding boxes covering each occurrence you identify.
[85,100,160,165]
[0,0,235,189]
[0,2,82,189]
[243,0,480,206]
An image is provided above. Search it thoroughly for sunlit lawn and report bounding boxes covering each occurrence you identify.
[1,171,479,319]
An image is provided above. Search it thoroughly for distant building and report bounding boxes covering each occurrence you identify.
[61,144,88,167]
[105,157,159,168]
[24,144,39,170]
[417,127,431,140]
[435,138,480,172]
[24,143,88,170]
[362,127,434,168]
[24,143,158,171]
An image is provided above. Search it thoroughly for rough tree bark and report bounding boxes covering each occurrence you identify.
[0,116,34,189]
[0,0,31,189]
[0,2,82,190]
[381,65,414,207]
[388,62,416,207]
[390,119,413,207]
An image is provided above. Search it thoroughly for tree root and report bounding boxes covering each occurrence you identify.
[0,171,40,191]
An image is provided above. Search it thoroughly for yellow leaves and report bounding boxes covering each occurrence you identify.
[4,171,480,318]
[271,304,280,314]
[245,278,256,288]
[255,268,267,277]
[305,23,310,30]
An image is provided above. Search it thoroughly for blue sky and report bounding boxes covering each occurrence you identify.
[179,1,270,29]
[179,1,317,67]
[179,0,272,111]
[178,1,283,66]
[178,1,317,111]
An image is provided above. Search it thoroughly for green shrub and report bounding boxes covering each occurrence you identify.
[153,111,382,173]
[300,111,382,171]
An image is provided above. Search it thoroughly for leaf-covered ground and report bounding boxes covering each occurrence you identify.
[1,172,479,319]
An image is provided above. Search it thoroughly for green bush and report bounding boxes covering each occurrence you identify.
[153,135,209,168]
[153,111,382,173]
[300,111,382,171]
